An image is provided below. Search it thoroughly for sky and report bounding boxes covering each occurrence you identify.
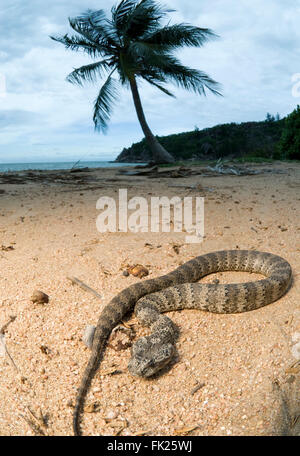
[0,0,300,163]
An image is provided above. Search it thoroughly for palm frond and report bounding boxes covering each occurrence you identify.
[67,60,112,86]
[127,40,159,63]
[69,10,119,49]
[168,66,222,96]
[146,54,222,96]
[126,42,174,72]
[93,74,119,132]
[112,0,174,39]
[141,75,175,97]
[88,10,121,46]
[50,34,108,58]
[111,0,137,30]
[143,24,219,48]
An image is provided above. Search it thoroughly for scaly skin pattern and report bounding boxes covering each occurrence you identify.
[73,250,292,435]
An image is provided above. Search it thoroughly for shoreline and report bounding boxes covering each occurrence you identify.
[0,159,294,177]
[0,162,144,174]
[0,158,297,175]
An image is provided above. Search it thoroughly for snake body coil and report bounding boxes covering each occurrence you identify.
[73,250,292,435]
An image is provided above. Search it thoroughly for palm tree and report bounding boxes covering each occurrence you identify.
[51,0,222,164]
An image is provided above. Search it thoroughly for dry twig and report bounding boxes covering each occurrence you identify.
[67,276,102,300]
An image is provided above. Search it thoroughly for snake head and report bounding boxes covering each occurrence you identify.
[128,336,175,378]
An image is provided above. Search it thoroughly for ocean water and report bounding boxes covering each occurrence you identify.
[0,161,143,173]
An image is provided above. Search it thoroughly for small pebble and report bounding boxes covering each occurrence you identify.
[31,290,49,304]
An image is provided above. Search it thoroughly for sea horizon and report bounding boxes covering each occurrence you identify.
[0,160,143,173]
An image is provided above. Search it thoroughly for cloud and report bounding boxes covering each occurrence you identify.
[0,109,40,126]
[0,0,299,161]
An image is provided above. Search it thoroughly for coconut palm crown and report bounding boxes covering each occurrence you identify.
[51,0,222,163]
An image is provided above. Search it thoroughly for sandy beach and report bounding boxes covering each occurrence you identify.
[0,161,299,436]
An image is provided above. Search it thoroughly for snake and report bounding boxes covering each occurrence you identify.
[73,250,292,435]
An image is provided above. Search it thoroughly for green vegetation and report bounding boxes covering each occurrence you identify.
[117,115,292,162]
[277,105,300,160]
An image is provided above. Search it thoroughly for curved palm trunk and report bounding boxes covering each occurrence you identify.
[129,77,175,164]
